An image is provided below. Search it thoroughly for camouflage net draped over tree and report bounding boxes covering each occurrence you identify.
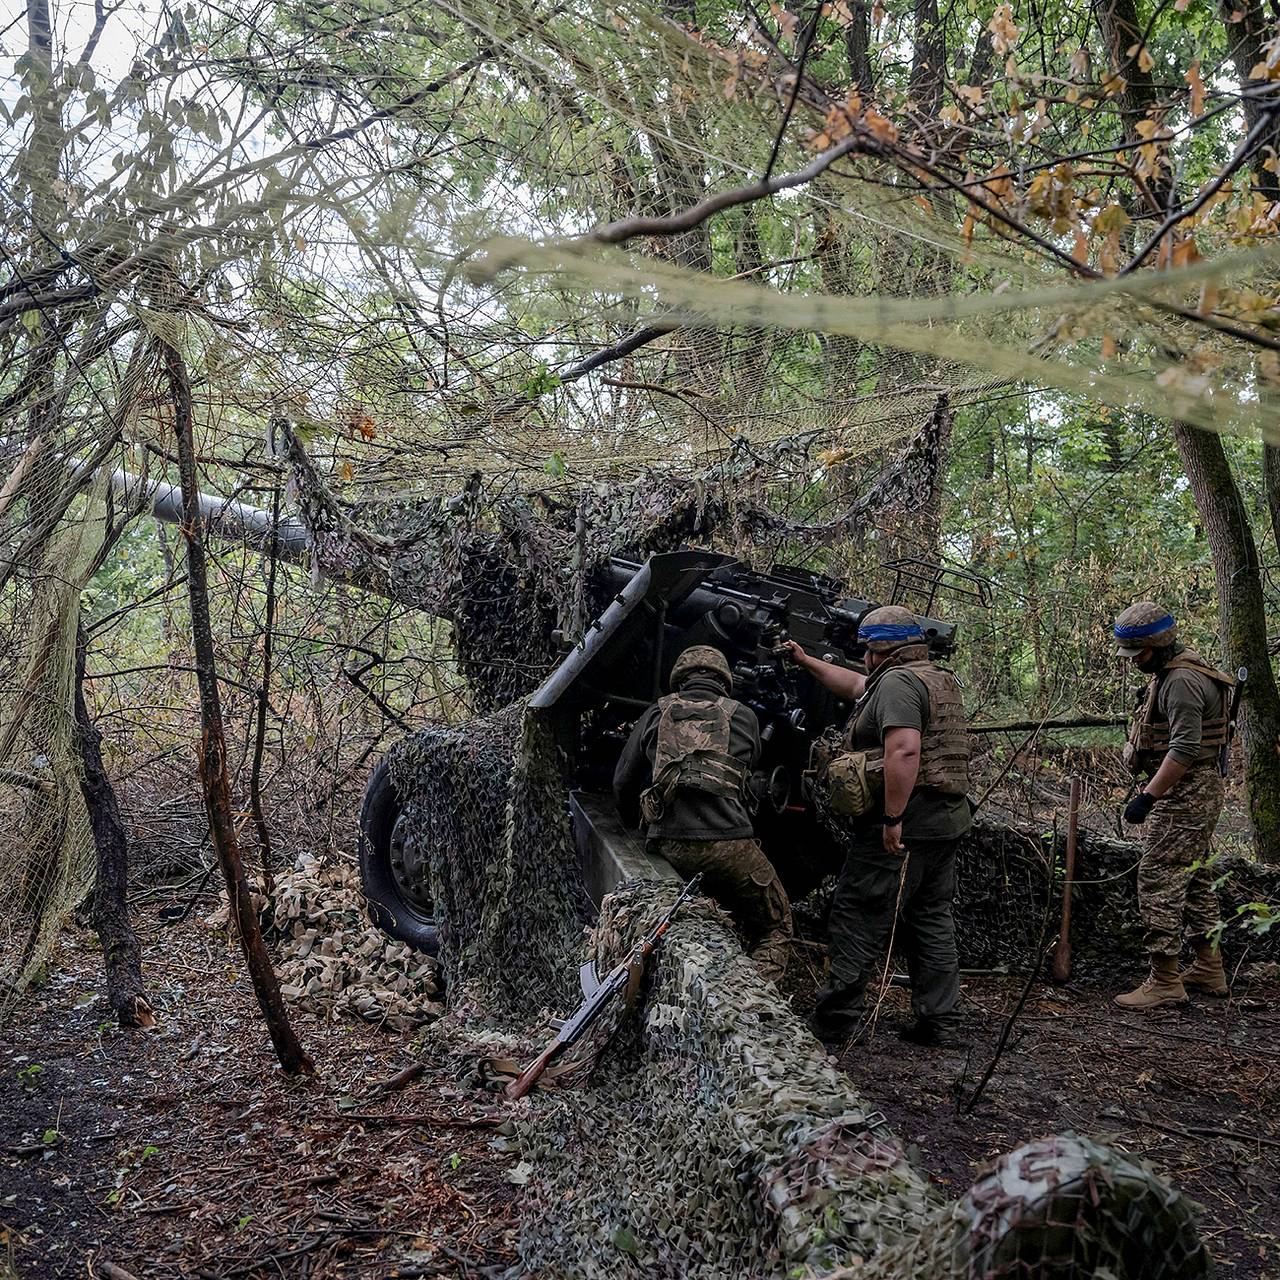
[280,399,955,708]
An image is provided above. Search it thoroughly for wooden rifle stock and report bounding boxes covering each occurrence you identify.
[505,1045,558,1100]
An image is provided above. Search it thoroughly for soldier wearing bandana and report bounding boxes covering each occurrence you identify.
[785,606,972,1047]
[1113,602,1236,1009]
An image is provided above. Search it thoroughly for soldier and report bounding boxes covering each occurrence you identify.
[612,644,793,986]
[1113,602,1235,1009]
[785,606,972,1047]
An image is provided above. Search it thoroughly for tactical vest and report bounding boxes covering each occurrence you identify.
[1125,649,1234,774]
[851,647,972,796]
[639,691,749,825]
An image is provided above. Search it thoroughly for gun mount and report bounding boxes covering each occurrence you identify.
[359,549,960,953]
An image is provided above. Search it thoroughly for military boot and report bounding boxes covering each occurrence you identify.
[1114,954,1189,1009]
[1180,940,1229,997]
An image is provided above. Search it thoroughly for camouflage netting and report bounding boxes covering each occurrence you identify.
[389,701,590,1016]
[281,400,952,709]
[0,473,112,1014]
[514,878,1214,1279]
[950,817,1280,971]
[383,699,1219,1277]
[208,853,446,1030]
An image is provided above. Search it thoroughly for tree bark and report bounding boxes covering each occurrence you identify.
[1095,0,1171,212]
[1220,0,1280,201]
[844,1,872,90]
[73,622,154,1027]
[162,338,313,1075]
[1264,443,1280,555]
[1172,424,1280,864]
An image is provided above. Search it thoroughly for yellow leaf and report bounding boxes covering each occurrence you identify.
[1186,61,1205,117]
[1092,202,1130,236]
[825,0,854,28]
[1138,46,1153,73]
[341,460,354,482]
[357,414,376,440]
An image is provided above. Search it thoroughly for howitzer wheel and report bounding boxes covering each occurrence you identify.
[358,757,441,955]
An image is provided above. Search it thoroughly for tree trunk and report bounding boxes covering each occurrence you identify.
[73,622,154,1027]
[162,338,313,1075]
[1095,0,1170,212]
[1220,0,1279,201]
[1264,443,1280,556]
[844,1,872,90]
[1172,423,1280,864]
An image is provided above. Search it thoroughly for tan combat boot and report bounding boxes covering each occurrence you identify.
[1114,954,1189,1009]
[1180,940,1229,997]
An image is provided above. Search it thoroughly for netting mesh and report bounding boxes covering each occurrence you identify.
[385,698,1225,1277]
[0,477,106,1008]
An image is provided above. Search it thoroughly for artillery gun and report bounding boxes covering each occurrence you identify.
[358,549,960,953]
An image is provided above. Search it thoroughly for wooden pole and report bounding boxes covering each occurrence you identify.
[1050,776,1081,984]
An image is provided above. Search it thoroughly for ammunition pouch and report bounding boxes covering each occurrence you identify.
[806,733,884,818]
[640,752,749,826]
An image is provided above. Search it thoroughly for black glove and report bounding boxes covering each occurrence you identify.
[1124,790,1157,825]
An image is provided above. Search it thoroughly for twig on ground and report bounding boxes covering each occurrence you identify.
[366,1062,426,1095]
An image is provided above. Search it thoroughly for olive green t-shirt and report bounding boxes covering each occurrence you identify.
[1155,654,1228,768]
[849,668,972,843]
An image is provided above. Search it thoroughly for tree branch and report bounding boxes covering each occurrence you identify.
[581,131,881,249]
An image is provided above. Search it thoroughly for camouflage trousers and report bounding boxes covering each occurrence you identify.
[656,839,793,986]
[1139,765,1225,956]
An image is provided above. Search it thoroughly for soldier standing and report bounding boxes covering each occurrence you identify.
[613,645,793,986]
[786,606,972,1047]
[1113,602,1235,1009]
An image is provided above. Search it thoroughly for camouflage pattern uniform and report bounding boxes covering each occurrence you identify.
[1139,766,1225,954]
[613,646,793,986]
[1113,601,1235,1006]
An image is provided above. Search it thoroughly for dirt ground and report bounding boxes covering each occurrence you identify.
[0,911,519,1280]
[822,970,1280,1280]
[5,907,1279,1279]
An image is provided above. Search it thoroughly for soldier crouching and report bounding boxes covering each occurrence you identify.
[612,645,793,987]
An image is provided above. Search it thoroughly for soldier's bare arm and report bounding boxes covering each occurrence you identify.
[782,640,865,701]
[881,726,922,855]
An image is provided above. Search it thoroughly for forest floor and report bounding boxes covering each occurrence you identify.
[5,900,1279,1279]
[0,909,519,1280]
[821,970,1280,1280]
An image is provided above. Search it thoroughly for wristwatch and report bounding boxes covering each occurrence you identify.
[882,812,905,825]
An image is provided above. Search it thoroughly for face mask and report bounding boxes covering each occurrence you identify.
[1135,650,1163,674]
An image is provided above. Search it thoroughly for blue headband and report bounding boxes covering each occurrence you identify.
[1114,614,1175,640]
[859,623,925,643]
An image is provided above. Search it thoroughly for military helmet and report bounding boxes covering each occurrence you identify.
[670,644,732,690]
[858,605,928,654]
[1114,601,1177,655]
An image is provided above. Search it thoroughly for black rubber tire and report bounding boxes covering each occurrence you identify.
[358,756,441,955]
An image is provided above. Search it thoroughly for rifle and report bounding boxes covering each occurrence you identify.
[504,874,703,1100]
[1220,667,1248,777]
